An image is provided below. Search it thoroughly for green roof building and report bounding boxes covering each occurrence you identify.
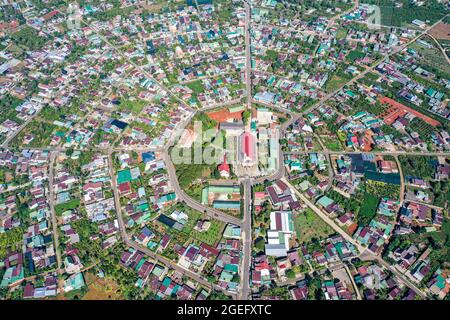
[117,169,132,184]
[63,273,85,292]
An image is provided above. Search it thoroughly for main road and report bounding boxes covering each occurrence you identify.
[48,151,64,292]
[244,0,252,109]
[238,178,253,300]
[285,150,450,157]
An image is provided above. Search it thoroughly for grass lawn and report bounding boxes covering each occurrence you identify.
[264,49,279,61]
[118,99,147,114]
[192,219,225,246]
[325,74,349,93]
[365,181,400,199]
[335,28,348,40]
[55,198,81,215]
[294,208,334,244]
[216,5,233,21]
[322,136,344,151]
[186,80,205,94]
[358,193,380,226]
[346,50,366,62]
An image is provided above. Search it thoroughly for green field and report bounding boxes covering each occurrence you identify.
[167,202,225,247]
[325,74,351,93]
[358,193,379,226]
[294,208,334,244]
[55,198,81,215]
[0,227,24,260]
[10,26,47,50]
[321,136,344,151]
[192,219,225,246]
[118,99,147,114]
[335,28,348,40]
[346,50,366,62]
[186,80,205,94]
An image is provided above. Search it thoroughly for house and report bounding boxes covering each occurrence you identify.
[63,272,85,292]
[218,153,230,178]
[291,281,308,300]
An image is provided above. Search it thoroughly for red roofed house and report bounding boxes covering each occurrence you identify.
[218,153,230,178]
[118,182,131,195]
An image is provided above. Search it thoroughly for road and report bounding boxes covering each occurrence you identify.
[394,155,405,204]
[343,263,362,300]
[326,153,334,191]
[238,178,252,300]
[48,151,64,292]
[285,150,450,157]
[244,0,252,109]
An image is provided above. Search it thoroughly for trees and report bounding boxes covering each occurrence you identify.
[286,269,296,279]
[399,156,435,180]
[0,227,24,260]
[242,110,251,125]
[10,26,47,50]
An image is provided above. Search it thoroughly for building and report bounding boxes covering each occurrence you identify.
[218,153,230,178]
[265,211,294,257]
[219,122,244,136]
[239,132,257,167]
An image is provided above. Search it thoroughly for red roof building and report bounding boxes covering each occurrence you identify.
[118,182,131,195]
[218,153,230,178]
[239,132,256,166]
